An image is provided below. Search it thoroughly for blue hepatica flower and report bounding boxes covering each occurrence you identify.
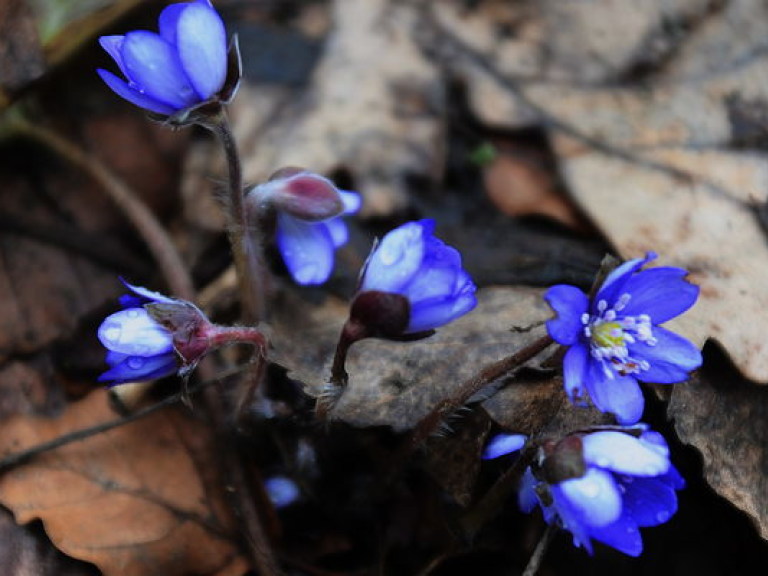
[358,219,477,334]
[277,190,361,285]
[545,252,702,424]
[97,283,178,385]
[97,0,227,115]
[518,427,685,557]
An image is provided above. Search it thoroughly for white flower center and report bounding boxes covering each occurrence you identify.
[581,294,656,378]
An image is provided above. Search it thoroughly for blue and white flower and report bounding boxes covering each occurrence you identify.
[97,283,178,385]
[518,427,685,557]
[97,0,228,115]
[544,252,702,424]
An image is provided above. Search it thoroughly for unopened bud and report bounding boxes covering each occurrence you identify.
[248,167,345,222]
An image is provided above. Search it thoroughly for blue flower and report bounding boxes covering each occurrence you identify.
[97,0,228,115]
[544,253,702,424]
[97,283,178,384]
[276,190,361,285]
[482,433,527,460]
[519,427,685,557]
[357,219,477,334]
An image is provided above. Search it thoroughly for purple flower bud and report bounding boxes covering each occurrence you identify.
[544,252,702,424]
[262,173,361,286]
[264,475,301,508]
[518,426,685,557]
[252,168,346,222]
[354,219,477,336]
[97,0,230,116]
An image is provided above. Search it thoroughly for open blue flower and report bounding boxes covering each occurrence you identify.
[358,219,477,334]
[97,0,227,115]
[276,190,361,285]
[97,283,178,384]
[519,427,685,557]
[544,252,702,424]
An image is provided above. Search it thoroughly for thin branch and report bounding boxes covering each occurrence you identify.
[11,118,195,301]
[522,524,556,576]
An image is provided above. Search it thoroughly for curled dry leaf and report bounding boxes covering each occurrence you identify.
[0,390,247,576]
[668,360,768,541]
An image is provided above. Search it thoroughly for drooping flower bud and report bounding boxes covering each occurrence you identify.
[245,168,362,286]
[97,281,265,385]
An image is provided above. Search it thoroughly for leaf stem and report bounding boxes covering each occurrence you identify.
[522,524,556,576]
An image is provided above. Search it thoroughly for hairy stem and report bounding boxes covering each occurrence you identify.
[208,110,266,323]
[522,524,556,576]
[408,334,554,451]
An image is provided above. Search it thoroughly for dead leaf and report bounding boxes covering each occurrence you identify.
[0,390,248,576]
[668,352,768,541]
[271,286,553,432]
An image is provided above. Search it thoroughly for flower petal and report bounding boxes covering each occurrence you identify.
[544,285,588,345]
[630,326,702,383]
[265,476,301,508]
[158,3,186,45]
[324,217,349,248]
[360,220,429,293]
[582,431,670,476]
[99,36,128,76]
[122,31,197,109]
[406,289,477,333]
[555,468,622,527]
[98,308,174,356]
[518,467,540,514]
[595,252,656,312]
[277,214,335,285]
[617,267,699,324]
[340,190,362,214]
[482,433,527,459]
[98,352,177,384]
[621,476,678,527]
[121,279,176,304]
[563,344,590,405]
[175,0,227,99]
[587,511,643,557]
[585,365,645,424]
[97,69,177,115]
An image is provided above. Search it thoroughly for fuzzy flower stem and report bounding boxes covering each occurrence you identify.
[207,109,266,323]
[11,118,195,301]
[408,334,554,451]
[316,319,370,420]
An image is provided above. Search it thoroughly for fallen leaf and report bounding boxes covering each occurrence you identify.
[271,286,553,432]
[668,350,768,541]
[0,390,248,576]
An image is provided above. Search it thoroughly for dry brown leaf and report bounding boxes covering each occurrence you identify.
[668,361,768,540]
[0,390,248,576]
[271,286,553,431]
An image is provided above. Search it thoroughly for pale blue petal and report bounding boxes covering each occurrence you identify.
[406,290,476,333]
[582,431,670,476]
[340,190,362,214]
[556,468,622,528]
[122,31,197,109]
[518,467,539,514]
[586,510,643,556]
[98,308,173,356]
[176,1,227,99]
[617,267,699,323]
[158,3,186,45]
[277,214,334,285]
[265,476,301,508]
[324,218,349,248]
[630,326,702,384]
[563,344,590,405]
[482,433,527,459]
[99,352,177,384]
[97,69,176,115]
[544,285,588,346]
[595,252,656,311]
[585,363,645,425]
[121,279,176,304]
[360,220,429,293]
[99,36,128,76]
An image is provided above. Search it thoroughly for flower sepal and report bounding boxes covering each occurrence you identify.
[348,290,435,342]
